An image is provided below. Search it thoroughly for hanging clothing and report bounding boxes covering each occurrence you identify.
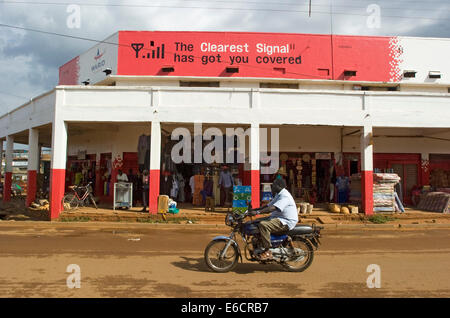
[170,178,179,199]
[189,175,195,194]
[177,173,185,203]
[138,134,149,165]
[160,175,173,196]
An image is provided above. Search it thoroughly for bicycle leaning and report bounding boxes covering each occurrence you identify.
[62,181,98,210]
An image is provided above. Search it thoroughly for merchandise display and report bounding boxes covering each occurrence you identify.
[232,185,251,214]
[350,173,401,213]
[417,192,450,213]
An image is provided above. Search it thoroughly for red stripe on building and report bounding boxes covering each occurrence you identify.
[3,172,12,202]
[149,169,160,214]
[49,169,66,220]
[251,170,260,208]
[361,170,374,216]
[26,170,37,207]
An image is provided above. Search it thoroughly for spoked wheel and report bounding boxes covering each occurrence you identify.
[282,237,314,272]
[62,194,79,211]
[204,239,239,273]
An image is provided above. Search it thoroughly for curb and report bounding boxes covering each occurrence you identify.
[1,220,450,230]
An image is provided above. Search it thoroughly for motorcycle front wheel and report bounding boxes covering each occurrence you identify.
[204,239,239,273]
[282,237,314,272]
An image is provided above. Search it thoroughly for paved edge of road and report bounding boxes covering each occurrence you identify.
[1,220,450,231]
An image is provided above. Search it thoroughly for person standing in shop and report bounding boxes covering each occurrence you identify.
[74,167,84,186]
[200,174,214,205]
[189,174,195,203]
[86,170,96,195]
[141,170,149,212]
[218,166,234,206]
[117,170,128,183]
[128,169,138,206]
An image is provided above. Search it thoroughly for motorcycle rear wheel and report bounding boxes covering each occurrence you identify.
[204,240,239,273]
[281,237,314,272]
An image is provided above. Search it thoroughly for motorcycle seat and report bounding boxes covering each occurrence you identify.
[287,225,314,236]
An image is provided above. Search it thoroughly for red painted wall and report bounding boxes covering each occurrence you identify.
[117,31,395,82]
[59,56,80,85]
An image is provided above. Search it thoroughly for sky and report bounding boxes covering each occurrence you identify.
[0,0,449,116]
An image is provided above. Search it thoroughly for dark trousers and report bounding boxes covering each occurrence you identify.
[142,186,149,208]
[257,218,289,249]
[220,186,232,206]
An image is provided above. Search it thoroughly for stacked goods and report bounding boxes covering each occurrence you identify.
[193,174,205,206]
[417,192,450,213]
[373,173,400,212]
[349,173,400,213]
[233,186,251,215]
[328,203,341,213]
[261,183,273,202]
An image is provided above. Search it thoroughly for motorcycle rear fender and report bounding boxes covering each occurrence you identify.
[292,234,321,250]
[212,236,242,262]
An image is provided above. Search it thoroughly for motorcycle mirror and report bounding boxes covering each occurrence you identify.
[246,200,252,210]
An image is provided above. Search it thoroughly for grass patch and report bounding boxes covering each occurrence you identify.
[136,217,198,224]
[368,214,396,224]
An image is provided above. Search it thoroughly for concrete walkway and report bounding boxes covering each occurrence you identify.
[1,198,450,229]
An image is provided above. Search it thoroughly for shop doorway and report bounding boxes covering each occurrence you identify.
[316,159,332,202]
[389,162,419,205]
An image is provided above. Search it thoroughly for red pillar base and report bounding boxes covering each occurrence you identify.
[26,170,37,207]
[251,170,260,208]
[149,169,160,215]
[49,169,66,220]
[361,170,374,216]
[3,172,12,202]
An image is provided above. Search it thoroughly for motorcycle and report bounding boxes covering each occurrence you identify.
[204,202,322,273]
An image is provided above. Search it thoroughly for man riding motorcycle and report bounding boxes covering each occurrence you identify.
[248,178,299,261]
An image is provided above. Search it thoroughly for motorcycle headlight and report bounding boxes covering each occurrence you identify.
[225,213,235,226]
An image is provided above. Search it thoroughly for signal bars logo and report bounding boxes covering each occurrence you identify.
[131,41,166,59]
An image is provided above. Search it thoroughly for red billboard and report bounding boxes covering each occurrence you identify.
[117,31,396,82]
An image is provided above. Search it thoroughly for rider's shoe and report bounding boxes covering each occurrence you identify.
[258,249,273,261]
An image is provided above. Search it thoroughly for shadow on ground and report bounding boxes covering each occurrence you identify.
[172,256,289,274]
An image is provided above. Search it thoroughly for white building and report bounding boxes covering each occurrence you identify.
[1,31,450,220]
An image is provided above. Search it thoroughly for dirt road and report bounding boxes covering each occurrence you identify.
[0,222,449,298]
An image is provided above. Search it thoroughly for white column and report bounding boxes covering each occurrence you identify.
[361,115,374,216]
[250,123,260,207]
[50,120,68,171]
[5,135,13,175]
[27,128,39,206]
[149,120,161,214]
[49,119,68,219]
[28,128,39,171]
